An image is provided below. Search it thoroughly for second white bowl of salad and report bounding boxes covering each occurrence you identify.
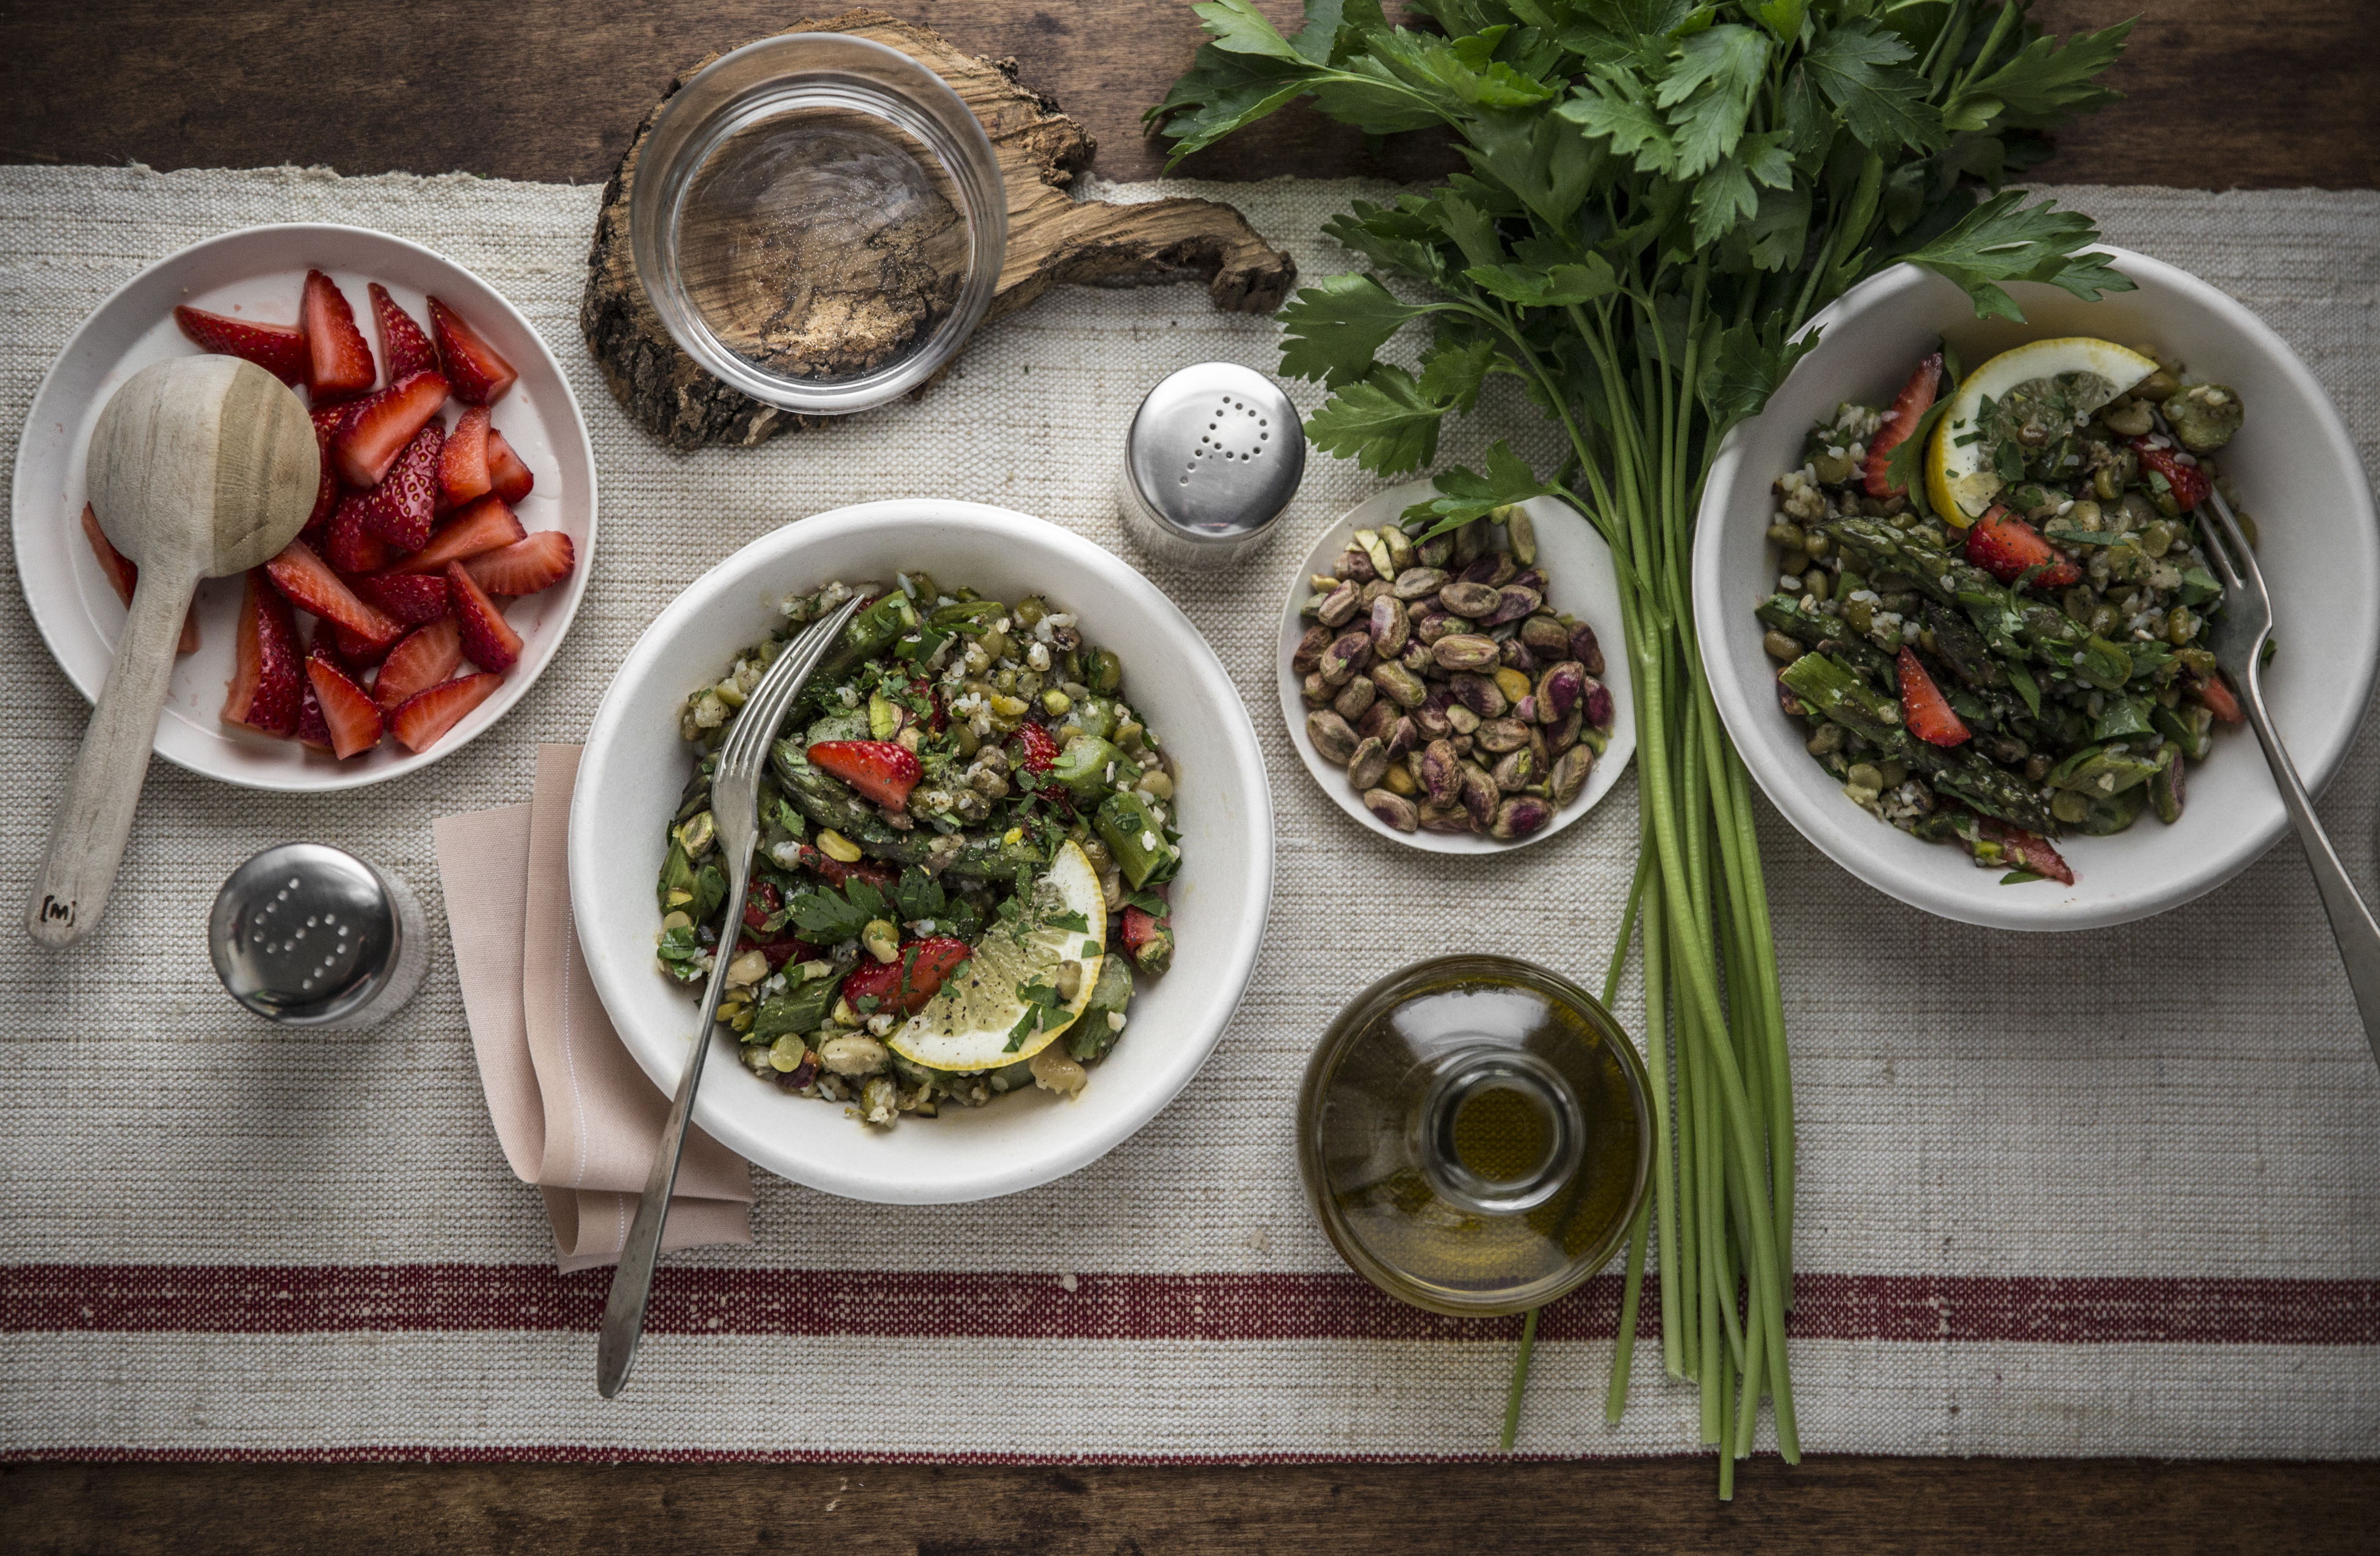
[572,500,1273,1202]
[1694,247,2379,932]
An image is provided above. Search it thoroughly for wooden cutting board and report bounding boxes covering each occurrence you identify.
[579,7,1298,449]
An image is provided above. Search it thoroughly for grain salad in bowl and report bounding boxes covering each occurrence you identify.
[1758,334,2252,885]
[657,575,1183,1129]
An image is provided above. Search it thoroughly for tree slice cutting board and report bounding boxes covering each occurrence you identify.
[581,8,1298,449]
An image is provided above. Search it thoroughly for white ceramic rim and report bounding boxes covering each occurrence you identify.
[10,221,598,792]
[1274,481,1636,853]
[570,499,1276,1202]
[1693,245,2380,931]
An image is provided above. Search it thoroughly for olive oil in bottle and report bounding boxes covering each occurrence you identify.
[1296,955,1651,1317]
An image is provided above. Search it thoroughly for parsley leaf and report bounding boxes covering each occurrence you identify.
[1415,336,1500,415]
[1951,20,2134,131]
[1305,367,1449,474]
[1278,273,1432,387]
[1407,441,1551,533]
[1559,67,1678,175]
[1464,256,1618,308]
[786,879,883,943]
[1802,20,1943,155]
[1698,320,1818,429]
[1899,191,2137,322]
[1660,23,1768,177]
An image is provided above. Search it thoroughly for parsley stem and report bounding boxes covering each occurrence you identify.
[1498,1306,1539,1453]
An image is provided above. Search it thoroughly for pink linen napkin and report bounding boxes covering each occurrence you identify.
[434,743,752,1272]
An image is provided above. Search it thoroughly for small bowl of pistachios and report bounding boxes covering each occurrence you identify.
[1277,480,1634,853]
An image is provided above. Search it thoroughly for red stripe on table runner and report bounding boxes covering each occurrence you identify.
[4,1265,2376,1344]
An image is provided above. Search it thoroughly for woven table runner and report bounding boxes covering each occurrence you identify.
[1,164,2376,1463]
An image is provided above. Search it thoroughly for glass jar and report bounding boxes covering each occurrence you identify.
[1296,955,1652,1316]
[629,31,1007,415]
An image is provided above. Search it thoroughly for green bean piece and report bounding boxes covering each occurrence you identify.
[772,740,1047,881]
[1096,789,1178,889]
[2153,703,2216,762]
[1052,736,1131,802]
[2078,783,2150,835]
[1068,955,1136,1063]
[800,592,918,709]
[2149,752,2186,825]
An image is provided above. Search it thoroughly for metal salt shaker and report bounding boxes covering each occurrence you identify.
[1117,362,1305,567]
[208,843,429,1030]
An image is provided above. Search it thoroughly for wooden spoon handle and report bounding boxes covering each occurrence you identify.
[26,565,198,947]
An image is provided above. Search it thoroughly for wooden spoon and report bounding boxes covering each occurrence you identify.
[27,355,319,947]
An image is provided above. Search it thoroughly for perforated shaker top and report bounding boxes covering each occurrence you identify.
[1123,362,1305,540]
[208,843,404,1026]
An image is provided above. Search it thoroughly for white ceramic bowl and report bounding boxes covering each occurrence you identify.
[11,223,597,791]
[1694,247,2380,930]
[1276,482,1634,852]
[571,501,1274,1203]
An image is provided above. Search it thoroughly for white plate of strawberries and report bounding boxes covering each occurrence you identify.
[12,222,596,789]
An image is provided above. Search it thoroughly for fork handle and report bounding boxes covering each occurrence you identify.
[596,844,752,1397]
[2238,683,2380,1072]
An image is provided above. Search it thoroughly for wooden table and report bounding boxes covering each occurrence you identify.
[4,1,2376,1549]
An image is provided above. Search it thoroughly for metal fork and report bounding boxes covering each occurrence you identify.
[2199,490,2380,1068]
[597,589,868,1398]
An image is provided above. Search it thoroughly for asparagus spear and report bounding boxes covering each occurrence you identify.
[1756,595,1896,687]
[1779,653,2061,834]
[772,740,1047,882]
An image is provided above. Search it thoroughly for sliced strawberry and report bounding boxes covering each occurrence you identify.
[367,283,439,384]
[485,429,534,502]
[80,501,137,601]
[223,568,303,736]
[303,654,384,759]
[1121,902,1174,975]
[349,570,449,624]
[356,419,444,550]
[264,538,404,648]
[388,671,502,753]
[427,297,518,405]
[1863,351,1942,499]
[333,623,399,665]
[840,936,972,1018]
[2128,436,2211,512]
[388,496,525,575]
[808,739,923,812]
[1964,505,2080,590]
[322,491,391,574]
[331,369,448,488]
[2188,670,2246,726]
[444,560,523,672]
[1009,722,1060,775]
[173,305,307,386]
[294,661,333,752]
[372,617,463,709]
[1979,819,2075,886]
[303,403,350,538]
[299,269,374,401]
[1896,647,1970,747]
[81,502,198,653]
[438,404,492,510]
[462,530,575,595]
[796,845,896,893]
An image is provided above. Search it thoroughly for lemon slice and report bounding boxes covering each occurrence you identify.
[888,839,1108,1072]
[1925,337,2157,526]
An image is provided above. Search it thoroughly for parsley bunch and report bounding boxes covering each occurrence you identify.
[1155,0,2131,1494]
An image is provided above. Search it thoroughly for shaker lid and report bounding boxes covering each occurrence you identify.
[1125,363,1305,538]
[208,843,402,1026]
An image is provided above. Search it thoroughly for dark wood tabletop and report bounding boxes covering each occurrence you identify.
[4,1,2378,1550]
